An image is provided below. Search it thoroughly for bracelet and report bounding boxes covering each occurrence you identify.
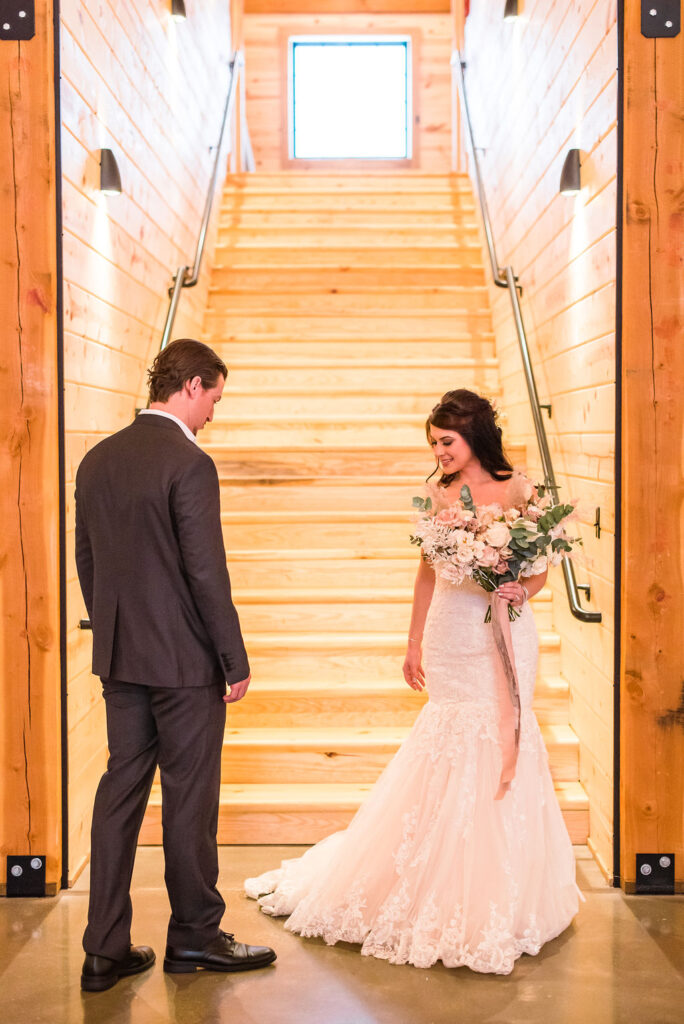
[408,636,422,644]
[520,584,529,603]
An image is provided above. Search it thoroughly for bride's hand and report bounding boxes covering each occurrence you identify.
[402,643,426,691]
[495,581,528,608]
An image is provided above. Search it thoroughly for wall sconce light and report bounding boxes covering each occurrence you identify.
[559,148,582,196]
[172,0,187,20]
[99,148,122,195]
[503,0,519,20]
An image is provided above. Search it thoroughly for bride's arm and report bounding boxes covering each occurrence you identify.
[402,558,435,691]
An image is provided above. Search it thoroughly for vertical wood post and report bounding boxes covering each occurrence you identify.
[0,0,63,892]
[620,0,684,891]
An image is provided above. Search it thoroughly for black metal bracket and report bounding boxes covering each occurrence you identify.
[577,583,592,601]
[636,853,675,893]
[79,619,93,630]
[641,1,680,37]
[539,403,552,419]
[0,2,35,40]
[594,507,602,538]
[6,855,46,897]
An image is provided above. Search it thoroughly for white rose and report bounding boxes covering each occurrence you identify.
[485,522,511,548]
[530,555,548,574]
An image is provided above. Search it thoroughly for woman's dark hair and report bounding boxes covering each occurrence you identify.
[147,338,228,403]
[426,389,514,487]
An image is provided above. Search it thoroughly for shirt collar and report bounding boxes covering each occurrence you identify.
[138,408,198,445]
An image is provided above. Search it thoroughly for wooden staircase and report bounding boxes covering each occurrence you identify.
[140,173,589,846]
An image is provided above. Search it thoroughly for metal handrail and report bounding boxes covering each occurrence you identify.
[452,51,601,624]
[160,51,253,352]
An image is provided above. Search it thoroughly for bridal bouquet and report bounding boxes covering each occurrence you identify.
[410,481,580,621]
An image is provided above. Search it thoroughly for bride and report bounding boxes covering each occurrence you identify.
[245,390,580,974]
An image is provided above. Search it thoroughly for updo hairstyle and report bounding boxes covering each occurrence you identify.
[426,389,514,487]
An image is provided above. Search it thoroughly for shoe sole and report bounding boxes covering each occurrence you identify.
[81,954,156,992]
[163,952,277,974]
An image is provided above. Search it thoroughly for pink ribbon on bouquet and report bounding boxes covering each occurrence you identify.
[490,593,521,800]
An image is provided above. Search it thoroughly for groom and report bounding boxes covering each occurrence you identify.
[75,338,276,992]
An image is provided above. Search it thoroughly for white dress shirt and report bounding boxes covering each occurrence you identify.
[138,408,198,445]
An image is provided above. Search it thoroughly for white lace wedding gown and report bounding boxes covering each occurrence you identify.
[245,488,580,974]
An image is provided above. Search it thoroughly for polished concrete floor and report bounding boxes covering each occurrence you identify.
[1,847,683,1024]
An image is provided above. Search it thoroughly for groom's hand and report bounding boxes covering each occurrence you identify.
[224,674,251,704]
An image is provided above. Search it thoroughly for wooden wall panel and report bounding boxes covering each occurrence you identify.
[464,0,618,877]
[60,0,234,884]
[620,1,684,891]
[244,12,452,170]
[0,0,62,893]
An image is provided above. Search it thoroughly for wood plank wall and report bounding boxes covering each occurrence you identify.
[60,0,233,884]
[464,0,618,876]
[244,12,452,170]
[621,1,684,892]
[0,0,62,894]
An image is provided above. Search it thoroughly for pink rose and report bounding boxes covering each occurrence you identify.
[479,546,500,567]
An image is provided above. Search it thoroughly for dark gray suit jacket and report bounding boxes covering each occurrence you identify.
[75,413,249,688]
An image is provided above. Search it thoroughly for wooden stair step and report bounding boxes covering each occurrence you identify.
[207,291,489,316]
[214,339,497,361]
[219,482,440,512]
[210,445,526,479]
[243,630,561,653]
[142,780,589,846]
[212,277,486,293]
[234,585,553,604]
[219,210,477,226]
[238,600,411,634]
[219,391,485,418]
[227,671,568,730]
[233,587,553,633]
[223,173,473,191]
[140,780,589,845]
[210,251,483,272]
[213,228,482,248]
[219,724,579,784]
[220,194,478,212]
[213,268,486,290]
[229,552,418,589]
[243,632,561,682]
[221,353,498,373]
[206,418,438,447]
[213,246,484,266]
[206,316,493,342]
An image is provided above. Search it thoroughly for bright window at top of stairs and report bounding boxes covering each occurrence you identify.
[289,37,411,160]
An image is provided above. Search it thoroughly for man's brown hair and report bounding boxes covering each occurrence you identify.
[147,339,228,403]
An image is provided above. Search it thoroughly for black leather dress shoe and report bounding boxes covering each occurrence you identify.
[164,931,276,973]
[81,944,156,992]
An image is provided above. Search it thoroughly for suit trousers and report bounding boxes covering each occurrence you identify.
[83,679,227,960]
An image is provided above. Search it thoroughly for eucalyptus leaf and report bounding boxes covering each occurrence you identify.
[460,485,475,511]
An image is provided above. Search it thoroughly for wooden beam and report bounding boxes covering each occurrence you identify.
[620,1,684,891]
[0,1,62,892]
